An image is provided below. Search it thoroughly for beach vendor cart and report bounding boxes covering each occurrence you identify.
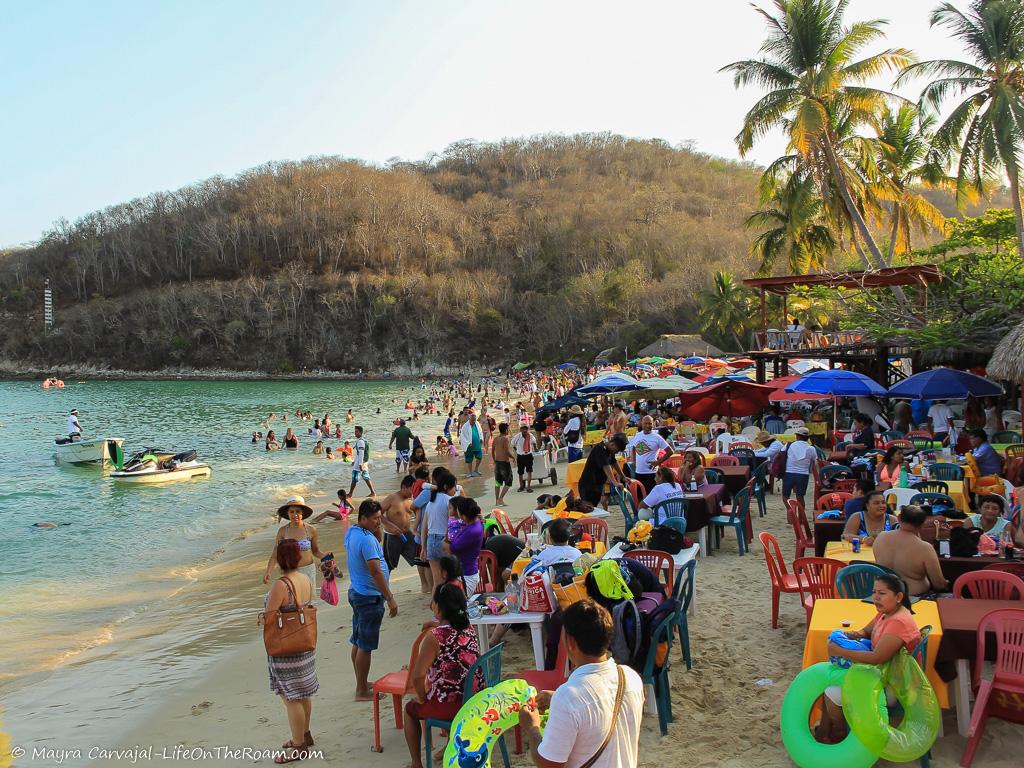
[530,447,558,487]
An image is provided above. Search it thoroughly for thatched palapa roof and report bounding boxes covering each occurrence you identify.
[638,334,725,359]
[988,320,1024,382]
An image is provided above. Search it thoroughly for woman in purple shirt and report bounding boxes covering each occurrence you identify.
[445,496,485,594]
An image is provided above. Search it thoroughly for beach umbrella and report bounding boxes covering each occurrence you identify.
[730,358,756,368]
[675,379,775,420]
[575,373,642,396]
[886,367,1003,401]
[767,375,829,402]
[632,363,655,372]
[704,358,730,369]
[680,356,705,365]
[557,362,578,370]
[622,375,701,400]
[536,389,591,417]
[789,359,829,375]
[785,370,886,398]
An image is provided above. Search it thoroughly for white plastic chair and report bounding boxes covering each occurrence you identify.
[883,487,919,510]
[741,426,760,438]
[786,419,806,429]
[715,433,739,454]
[1002,410,1022,426]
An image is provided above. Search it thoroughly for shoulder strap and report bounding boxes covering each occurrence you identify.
[279,575,298,606]
[580,665,626,768]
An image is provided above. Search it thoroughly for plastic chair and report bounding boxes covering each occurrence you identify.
[984,562,1024,580]
[794,557,843,623]
[766,419,786,434]
[1004,443,1024,460]
[835,563,887,599]
[371,628,431,752]
[703,467,723,484]
[572,517,609,547]
[883,487,919,510]
[909,492,957,511]
[660,516,689,537]
[880,430,906,442]
[786,498,815,560]
[511,632,569,754]
[911,480,949,495]
[952,571,1024,601]
[884,439,915,451]
[960,608,1024,767]
[928,462,964,481]
[906,430,935,440]
[614,486,639,529]
[831,478,857,494]
[759,531,807,628]
[672,560,696,669]
[709,487,750,555]
[818,464,852,489]
[640,611,677,735]
[751,461,770,517]
[992,430,1022,444]
[490,508,514,536]
[424,644,510,768]
[650,497,687,524]
[816,492,853,514]
[710,455,739,467]
[624,478,646,508]
[513,515,536,541]
[476,550,499,594]
[623,549,675,593]
[910,436,935,450]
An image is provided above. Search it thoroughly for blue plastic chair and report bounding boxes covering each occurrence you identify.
[703,467,723,485]
[709,487,751,555]
[751,461,770,518]
[834,563,887,599]
[729,447,756,469]
[909,492,957,511]
[614,486,639,529]
[819,464,852,488]
[651,497,687,525]
[640,611,677,734]
[424,643,510,768]
[659,516,688,537]
[928,462,963,481]
[672,560,696,670]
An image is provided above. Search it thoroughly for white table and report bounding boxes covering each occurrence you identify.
[469,603,547,669]
[532,508,610,525]
[603,542,700,617]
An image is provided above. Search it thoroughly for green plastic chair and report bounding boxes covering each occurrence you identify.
[992,430,1022,444]
[751,461,770,517]
[614,486,639,529]
[424,643,510,768]
[928,462,963,481]
[659,516,689,537]
[651,497,687,525]
[672,560,696,670]
[835,563,887,599]
[703,467,723,485]
[709,487,751,555]
[640,611,677,735]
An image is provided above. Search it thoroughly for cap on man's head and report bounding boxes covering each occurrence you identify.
[794,427,810,436]
[70,409,78,414]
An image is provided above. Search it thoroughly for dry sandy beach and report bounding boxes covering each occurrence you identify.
[80,461,1020,768]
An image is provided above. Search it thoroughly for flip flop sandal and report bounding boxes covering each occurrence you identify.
[275,743,305,764]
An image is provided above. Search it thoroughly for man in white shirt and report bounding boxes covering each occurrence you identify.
[753,430,784,462]
[531,519,583,567]
[459,412,484,478]
[347,425,377,497]
[928,400,954,445]
[563,405,585,462]
[626,416,673,494]
[67,409,81,438]
[782,428,818,508]
[519,598,643,768]
[511,424,537,493]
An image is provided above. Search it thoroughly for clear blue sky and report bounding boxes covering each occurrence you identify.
[1,0,965,246]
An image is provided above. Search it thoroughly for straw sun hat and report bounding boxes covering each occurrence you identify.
[277,495,313,519]
[568,405,584,415]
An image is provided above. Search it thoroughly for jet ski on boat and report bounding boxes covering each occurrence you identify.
[110,449,212,484]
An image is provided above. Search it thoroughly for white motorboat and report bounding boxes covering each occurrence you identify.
[110,449,211,485]
[54,436,124,465]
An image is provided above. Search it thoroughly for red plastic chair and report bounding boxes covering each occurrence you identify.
[490,508,514,536]
[624,478,646,508]
[961,608,1024,767]
[710,455,739,467]
[985,562,1024,580]
[831,478,857,494]
[623,549,675,593]
[371,628,431,752]
[476,550,499,594]
[572,517,609,547]
[729,441,754,451]
[513,515,537,541]
[815,492,853,514]
[787,498,814,560]
[512,631,570,754]
[906,429,934,440]
[759,532,808,629]
[794,557,844,623]
[660,454,685,469]
[952,571,1024,601]
[884,439,914,451]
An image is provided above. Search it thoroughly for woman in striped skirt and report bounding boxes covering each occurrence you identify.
[265,539,319,763]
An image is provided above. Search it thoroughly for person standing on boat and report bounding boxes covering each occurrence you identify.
[67,409,81,440]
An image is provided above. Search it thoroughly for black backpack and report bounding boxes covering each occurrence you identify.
[637,597,681,674]
[648,525,688,555]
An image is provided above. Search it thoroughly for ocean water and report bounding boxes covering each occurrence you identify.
[0,379,443,754]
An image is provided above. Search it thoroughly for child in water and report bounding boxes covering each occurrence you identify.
[340,440,354,462]
[325,446,335,460]
[312,440,324,455]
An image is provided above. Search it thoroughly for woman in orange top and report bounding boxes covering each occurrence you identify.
[818,574,922,742]
[875,446,905,490]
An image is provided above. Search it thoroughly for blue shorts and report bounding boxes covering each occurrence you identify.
[568,447,584,462]
[351,468,372,483]
[348,590,385,652]
[464,447,483,463]
[395,449,410,464]
[426,533,445,560]
[783,472,810,499]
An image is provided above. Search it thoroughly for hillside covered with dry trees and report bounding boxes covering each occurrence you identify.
[3,134,787,372]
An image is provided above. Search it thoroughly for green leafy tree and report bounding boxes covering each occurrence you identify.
[698,271,756,351]
[746,171,836,274]
[898,0,1024,259]
[722,0,914,270]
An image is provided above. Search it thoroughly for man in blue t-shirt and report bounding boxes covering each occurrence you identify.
[344,499,398,700]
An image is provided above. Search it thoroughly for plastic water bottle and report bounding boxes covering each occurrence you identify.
[506,573,521,613]
[898,467,909,489]
[1002,527,1016,560]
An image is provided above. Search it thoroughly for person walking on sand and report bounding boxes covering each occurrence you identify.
[511,423,536,493]
[348,426,377,498]
[460,412,484,478]
[344,499,398,701]
[381,476,429,593]
[389,418,414,474]
[491,422,514,506]
[262,538,318,763]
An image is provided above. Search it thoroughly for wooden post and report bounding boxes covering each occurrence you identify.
[760,288,767,340]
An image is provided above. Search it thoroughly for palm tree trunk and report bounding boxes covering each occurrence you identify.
[1008,164,1024,261]
[886,209,900,264]
[821,134,889,269]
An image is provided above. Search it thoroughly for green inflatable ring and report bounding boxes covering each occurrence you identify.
[780,663,878,768]
[443,679,538,768]
[842,652,940,763]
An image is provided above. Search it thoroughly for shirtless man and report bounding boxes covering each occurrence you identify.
[379,476,429,593]
[872,505,948,596]
[606,402,628,437]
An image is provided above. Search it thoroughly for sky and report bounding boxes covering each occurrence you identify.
[1,0,970,246]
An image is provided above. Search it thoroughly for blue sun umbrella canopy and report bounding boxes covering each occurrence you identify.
[887,367,1003,401]
[557,362,578,370]
[536,389,591,417]
[632,363,655,372]
[576,373,642,396]
[681,356,705,365]
[785,369,887,398]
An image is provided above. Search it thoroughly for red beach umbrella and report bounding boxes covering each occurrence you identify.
[675,379,775,420]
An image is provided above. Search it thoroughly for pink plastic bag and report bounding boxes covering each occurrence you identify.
[320,578,339,606]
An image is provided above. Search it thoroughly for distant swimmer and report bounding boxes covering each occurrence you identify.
[33,522,69,528]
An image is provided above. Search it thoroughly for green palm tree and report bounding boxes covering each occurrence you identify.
[898,0,1024,260]
[722,0,914,269]
[746,171,836,274]
[870,104,952,260]
[698,271,755,350]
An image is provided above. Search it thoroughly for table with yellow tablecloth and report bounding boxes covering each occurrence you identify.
[802,597,948,708]
[824,540,874,563]
[566,455,628,495]
[583,427,637,447]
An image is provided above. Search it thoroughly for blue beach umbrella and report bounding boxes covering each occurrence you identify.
[886,367,1003,401]
[632,363,655,372]
[785,369,887,398]
[557,362,578,370]
[681,356,705,365]
[576,373,642,396]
